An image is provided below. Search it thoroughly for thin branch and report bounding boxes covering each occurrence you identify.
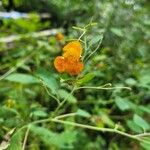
[0,67,16,81]
[75,86,132,91]
[72,26,85,31]
[26,113,150,142]
[135,133,150,137]
[78,30,86,41]
[41,80,60,105]
[11,112,150,145]
[53,86,76,115]
[54,113,77,120]
[51,119,143,141]
[22,125,30,150]
[0,29,62,43]
[84,36,103,62]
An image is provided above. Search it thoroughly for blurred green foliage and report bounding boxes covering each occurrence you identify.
[0,0,150,150]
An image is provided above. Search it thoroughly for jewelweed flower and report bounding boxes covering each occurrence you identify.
[63,41,82,59]
[54,56,65,73]
[55,32,64,41]
[54,41,84,75]
[64,56,84,75]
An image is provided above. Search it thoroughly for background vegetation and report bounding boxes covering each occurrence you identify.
[0,0,150,149]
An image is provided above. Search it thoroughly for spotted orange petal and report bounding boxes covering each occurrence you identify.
[64,56,84,75]
[54,56,65,73]
[63,41,82,59]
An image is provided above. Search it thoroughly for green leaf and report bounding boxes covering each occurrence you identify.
[126,120,143,133]
[133,114,150,131]
[30,125,77,149]
[30,125,55,144]
[77,109,91,118]
[138,70,150,89]
[139,106,150,114]
[36,68,58,94]
[139,74,150,89]
[0,106,18,118]
[140,137,150,150]
[58,89,77,103]
[0,107,20,128]
[99,111,115,127]
[32,110,47,118]
[5,73,39,84]
[77,73,95,85]
[88,34,103,49]
[125,78,137,86]
[52,130,77,149]
[115,97,130,111]
[7,131,23,150]
[143,20,150,25]
[93,55,107,61]
[110,28,124,37]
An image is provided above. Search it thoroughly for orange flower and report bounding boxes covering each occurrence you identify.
[54,41,84,75]
[54,56,65,73]
[55,32,64,41]
[63,41,82,59]
[64,56,84,75]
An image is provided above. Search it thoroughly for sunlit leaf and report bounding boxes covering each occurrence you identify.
[99,111,115,127]
[32,110,47,118]
[140,137,150,150]
[125,78,137,86]
[58,89,77,103]
[77,109,91,118]
[0,107,18,118]
[77,73,95,85]
[126,120,143,133]
[30,125,77,149]
[7,131,22,150]
[110,28,123,37]
[139,106,150,114]
[133,114,150,131]
[5,73,39,84]
[115,97,130,111]
[36,68,58,94]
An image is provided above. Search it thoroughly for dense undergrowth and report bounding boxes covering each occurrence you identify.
[0,0,150,150]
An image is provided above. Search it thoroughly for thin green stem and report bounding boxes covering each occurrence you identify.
[135,133,150,137]
[75,86,132,91]
[53,85,77,115]
[11,112,150,144]
[54,113,77,120]
[78,30,86,41]
[84,35,103,62]
[0,67,16,81]
[41,80,60,105]
[84,34,87,51]
[51,119,141,141]
[66,38,85,43]
[22,125,30,150]
[72,26,85,31]
[84,22,97,29]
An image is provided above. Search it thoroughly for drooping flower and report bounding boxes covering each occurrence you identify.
[63,41,82,59]
[55,32,64,41]
[54,56,65,73]
[54,41,84,75]
[64,56,84,75]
